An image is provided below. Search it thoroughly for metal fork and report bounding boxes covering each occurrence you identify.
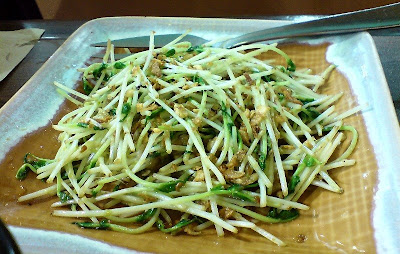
[92,2,400,51]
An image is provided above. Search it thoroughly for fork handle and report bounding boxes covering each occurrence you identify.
[223,3,400,48]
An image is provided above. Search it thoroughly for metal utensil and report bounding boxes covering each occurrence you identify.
[92,2,400,49]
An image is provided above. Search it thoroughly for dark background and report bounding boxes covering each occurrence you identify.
[1,0,400,20]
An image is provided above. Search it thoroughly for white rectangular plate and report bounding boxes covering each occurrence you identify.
[0,17,399,254]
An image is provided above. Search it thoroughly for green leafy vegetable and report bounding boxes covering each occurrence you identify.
[105,209,158,224]
[74,219,110,230]
[165,49,176,57]
[112,184,120,192]
[77,122,89,128]
[156,218,198,233]
[24,153,50,168]
[145,107,165,124]
[120,102,131,121]
[93,126,105,130]
[199,127,217,136]
[267,208,299,222]
[192,75,205,85]
[91,184,103,197]
[157,173,191,193]
[16,153,54,180]
[299,107,320,122]
[298,98,315,105]
[261,75,274,82]
[289,155,319,194]
[288,175,300,194]
[16,164,35,180]
[113,62,126,69]
[77,122,104,130]
[121,103,131,115]
[109,108,116,116]
[92,63,108,79]
[211,184,224,191]
[226,184,255,202]
[157,179,186,193]
[258,154,266,170]
[187,45,204,53]
[61,170,69,180]
[211,184,256,203]
[287,59,296,72]
[58,191,72,203]
[135,208,157,222]
[244,182,259,189]
[221,102,234,135]
[74,210,156,232]
[103,73,112,81]
[82,77,93,95]
[89,160,97,169]
[303,155,318,167]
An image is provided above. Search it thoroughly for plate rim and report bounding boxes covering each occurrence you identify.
[1,16,399,254]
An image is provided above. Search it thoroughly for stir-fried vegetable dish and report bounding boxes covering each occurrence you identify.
[16,32,360,246]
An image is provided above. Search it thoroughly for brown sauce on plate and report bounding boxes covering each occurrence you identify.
[0,43,378,254]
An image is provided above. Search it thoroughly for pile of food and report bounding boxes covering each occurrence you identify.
[16,32,360,246]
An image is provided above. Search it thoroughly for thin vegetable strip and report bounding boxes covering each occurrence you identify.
[16,33,359,246]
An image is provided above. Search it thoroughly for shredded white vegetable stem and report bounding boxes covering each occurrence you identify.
[16,33,361,247]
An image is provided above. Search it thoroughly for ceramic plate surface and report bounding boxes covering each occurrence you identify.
[0,17,399,254]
